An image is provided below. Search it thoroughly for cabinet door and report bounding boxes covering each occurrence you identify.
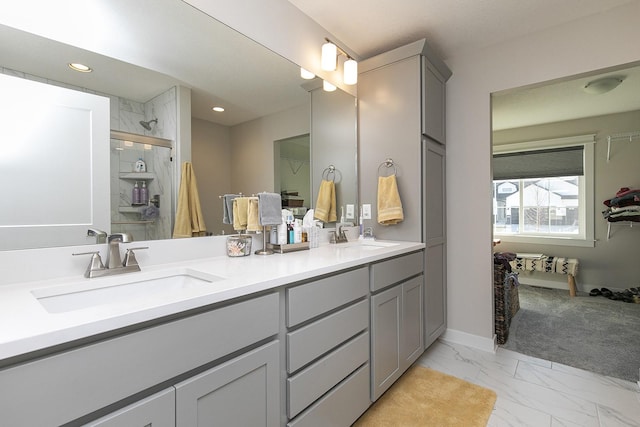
[175,341,280,427]
[423,138,447,347]
[401,275,424,365]
[422,58,446,144]
[370,285,402,401]
[83,388,175,427]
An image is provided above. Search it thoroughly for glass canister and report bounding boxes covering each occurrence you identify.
[226,234,252,257]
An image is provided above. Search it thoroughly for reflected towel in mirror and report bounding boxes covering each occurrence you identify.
[377,175,404,225]
[173,162,207,238]
[314,179,337,223]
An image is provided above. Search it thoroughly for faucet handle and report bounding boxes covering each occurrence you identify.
[73,251,105,278]
[123,246,148,267]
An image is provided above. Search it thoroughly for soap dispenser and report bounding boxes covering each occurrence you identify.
[132,182,141,205]
[140,181,148,205]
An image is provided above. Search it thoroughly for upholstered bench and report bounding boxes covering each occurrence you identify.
[509,254,579,297]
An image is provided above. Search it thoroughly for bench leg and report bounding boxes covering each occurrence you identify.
[568,274,577,297]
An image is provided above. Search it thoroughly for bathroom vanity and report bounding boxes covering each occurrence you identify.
[0,239,424,426]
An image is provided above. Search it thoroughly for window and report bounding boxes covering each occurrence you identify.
[492,135,595,247]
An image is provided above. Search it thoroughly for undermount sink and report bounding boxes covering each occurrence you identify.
[32,268,225,314]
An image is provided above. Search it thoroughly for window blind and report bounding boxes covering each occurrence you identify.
[493,146,584,180]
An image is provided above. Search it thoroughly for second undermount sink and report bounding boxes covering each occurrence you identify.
[32,269,225,314]
[341,240,400,251]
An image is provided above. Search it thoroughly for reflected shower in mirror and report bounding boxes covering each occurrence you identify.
[0,0,358,249]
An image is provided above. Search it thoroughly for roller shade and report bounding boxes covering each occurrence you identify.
[493,146,584,180]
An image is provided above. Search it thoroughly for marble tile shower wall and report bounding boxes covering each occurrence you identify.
[1,66,176,243]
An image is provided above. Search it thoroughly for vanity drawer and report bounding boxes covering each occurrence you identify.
[286,267,368,327]
[287,299,368,373]
[0,293,279,427]
[370,251,423,292]
[288,332,369,418]
[287,363,371,427]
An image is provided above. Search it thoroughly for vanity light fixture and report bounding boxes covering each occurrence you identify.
[321,41,338,71]
[300,68,315,79]
[212,106,225,112]
[68,62,92,73]
[320,38,358,85]
[323,80,337,92]
[583,76,624,95]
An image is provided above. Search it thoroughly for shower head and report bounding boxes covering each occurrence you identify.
[139,118,158,131]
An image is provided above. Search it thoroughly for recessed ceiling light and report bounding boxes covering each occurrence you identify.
[68,63,92,73]
[212,106,225,112]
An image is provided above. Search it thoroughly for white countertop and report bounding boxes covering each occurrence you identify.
[0,240,423,361]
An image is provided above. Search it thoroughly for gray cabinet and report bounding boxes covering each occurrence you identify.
[359,39,450,350]
[84,388,175,427]
[175,341,280,427]
[370,252,424,401]
[286,267,371,426]
[0,293,279,426]
[424,138,447,347]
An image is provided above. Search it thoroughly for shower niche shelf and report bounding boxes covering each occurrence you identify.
[119,172,155,180]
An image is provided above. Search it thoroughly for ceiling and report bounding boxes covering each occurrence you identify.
[288,0,640,130]
[1,0,639,130]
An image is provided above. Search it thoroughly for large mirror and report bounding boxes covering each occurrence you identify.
[0,0,358,250]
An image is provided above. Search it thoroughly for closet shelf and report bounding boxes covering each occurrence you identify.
[607,221,637,240]
[606,131,640,161]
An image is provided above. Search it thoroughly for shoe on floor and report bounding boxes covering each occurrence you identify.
[601,287,613,298]
[589,288,601,296]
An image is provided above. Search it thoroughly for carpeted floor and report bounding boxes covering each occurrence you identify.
[502,284,640,382]
[353,365,496,427]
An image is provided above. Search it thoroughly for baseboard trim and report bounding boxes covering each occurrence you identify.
[439,328,496,353]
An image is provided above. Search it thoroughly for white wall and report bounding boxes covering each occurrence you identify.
[445,2,640,342]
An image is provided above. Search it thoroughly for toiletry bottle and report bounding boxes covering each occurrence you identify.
[294,220,302,243]
[287,220,294,244]
[135,158,146,173]
[140,181,148,204]
[359,206,364,239]
[132,182,140,205]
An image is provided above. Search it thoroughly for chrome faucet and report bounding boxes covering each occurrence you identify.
[330,226,350,244]
[87,228,107,244]
[73,233,147,278]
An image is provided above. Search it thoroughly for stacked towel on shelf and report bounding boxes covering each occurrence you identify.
[377,175,404,225]
[173,162,207,238]
[257,192,282,226]
[602,187,640,222]
[314,180,337,223]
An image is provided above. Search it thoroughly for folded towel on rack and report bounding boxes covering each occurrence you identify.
[222,194,239,224]
[314,179,337,223]
[233,197,250,230]
[258,192,282,226]
[173,162,207,238]
[247,197,261,232]
[377,174,404,225]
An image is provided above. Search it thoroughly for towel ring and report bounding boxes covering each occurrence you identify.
[377,158,397,177]
[322,165,336,182]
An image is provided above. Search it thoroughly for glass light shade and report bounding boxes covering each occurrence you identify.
[300,68,315,79]
[321,42,337,71]
[323,80,337,92]
[343,59,358,85]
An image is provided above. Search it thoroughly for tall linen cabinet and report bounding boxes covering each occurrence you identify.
[358,39,451,349]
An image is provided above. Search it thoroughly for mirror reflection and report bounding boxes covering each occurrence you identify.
[0,0,358,251]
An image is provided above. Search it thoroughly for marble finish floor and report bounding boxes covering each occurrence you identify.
[417,340,640,426]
